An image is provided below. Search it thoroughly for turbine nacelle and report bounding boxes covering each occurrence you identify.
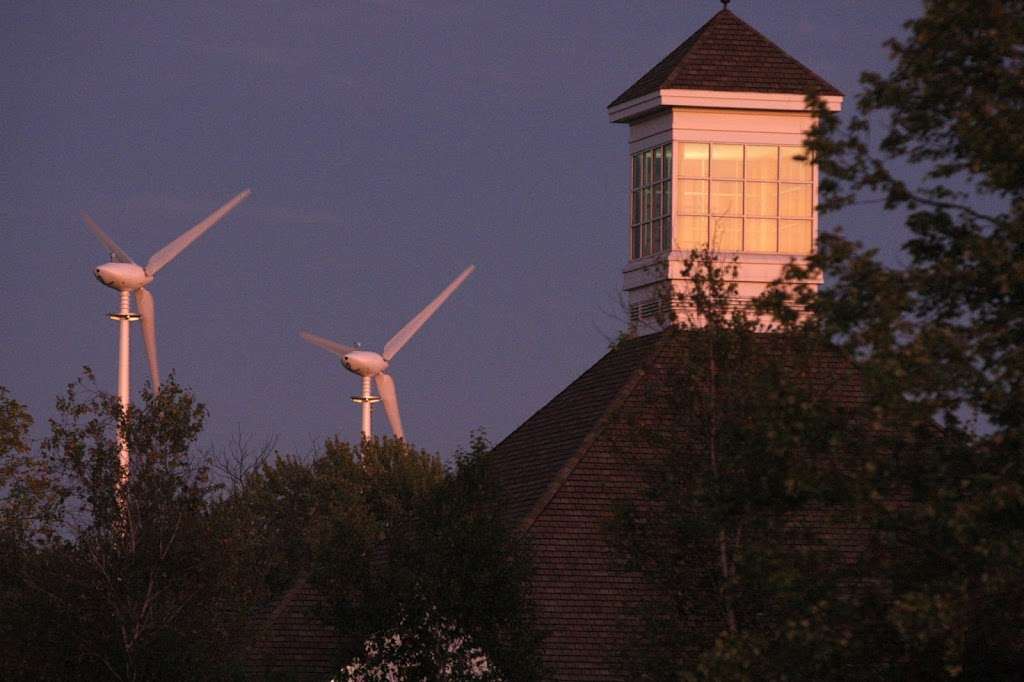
[94,262,153,291]
[300,264,476,441]
[82,189,251,396]
[342,350,388,377]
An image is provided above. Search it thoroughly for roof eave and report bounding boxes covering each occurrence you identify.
[608,88,844,123]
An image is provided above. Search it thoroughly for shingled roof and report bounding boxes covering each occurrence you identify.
[245,576,352,681]
[609,9,842,108]
[489,330,867,680]
[491,332,662,530]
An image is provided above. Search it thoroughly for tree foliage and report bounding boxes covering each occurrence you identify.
[0,373,258,680]
[2,375,542,681]
[0,385,49,540]
[617,1,1024,679]
[616,3,1024,678]
[306,435,544,681]
[793,1,1024,677]
[611,253,877,680]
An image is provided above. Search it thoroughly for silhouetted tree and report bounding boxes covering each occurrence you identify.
[219,430,542,680]
[0,373,260,680]
[793,1,1024,676]
[610,252,877,681]
[616,1,1024,678]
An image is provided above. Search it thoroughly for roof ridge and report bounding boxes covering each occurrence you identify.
[659,9,728,93]
[246,573,310,669]
[712,9,841,96]
[609,8,841,108]
[266,573,309,625]
[515,333,671,533]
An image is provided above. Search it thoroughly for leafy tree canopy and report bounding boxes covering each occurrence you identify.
[617,2,1024,678]
[797,2,1024,676]
[1,372,258,681]
[2,373,542,681]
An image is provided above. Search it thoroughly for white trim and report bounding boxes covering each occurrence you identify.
[622,250,823,292]
[609,88,843,123]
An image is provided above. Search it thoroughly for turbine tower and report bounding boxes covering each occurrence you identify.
[301,264,475,441]
[83,189,251,476]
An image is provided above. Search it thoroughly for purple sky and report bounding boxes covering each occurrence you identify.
[3,1,922,460]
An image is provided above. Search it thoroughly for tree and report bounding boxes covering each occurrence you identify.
[793,1,1024,677]
[2,369,540,680]
[0,385,48,540]
[228,434,544,681]
[312,435,544,681]
[634,1,1024,678]
[0,372,261,680]
[610,252,879,681]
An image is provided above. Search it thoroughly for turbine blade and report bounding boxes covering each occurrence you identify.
[81,212,135,264]
[135,287,160,393]
[375,372,403,440]
[382,265,474,361]
[145,189,251,275]
[300,330,358,357]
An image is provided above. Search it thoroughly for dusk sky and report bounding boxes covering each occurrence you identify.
[3,1,922,460]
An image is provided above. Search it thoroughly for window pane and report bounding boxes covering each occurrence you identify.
[662,217,673,251]
[780,219,812,253]
[745,181,778,216]
[677,215,708,250]
[745,218,777,252]
[643,187,652,222]
[644,149,654,186]
[632,190,641,225]
[663,145,673,180]
[711,144,743,178]
[654,184,663,218]
[745,145,778,181]
[710,180,742,215]
[682,143,709,177]
[653,147,663,182]
[662,180,672,215]
[780,146,812,182]
[680,179,708,214]
[710,217,742,251]
[780,183,812,217]
[632,155,641,189]
[643,222,653,256]
[631,226,641,259]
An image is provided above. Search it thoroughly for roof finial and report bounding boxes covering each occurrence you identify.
[721,0,730,8]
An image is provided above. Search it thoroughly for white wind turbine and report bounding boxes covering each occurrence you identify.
[301,264,475,441]
[83,189,251,474]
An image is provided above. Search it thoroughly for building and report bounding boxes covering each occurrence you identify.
[488,6,853,680]
[248,6,853,680]
[608,7,841,332]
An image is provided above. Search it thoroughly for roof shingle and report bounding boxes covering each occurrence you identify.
[245,577,352,681]
[609,9,842,108]
[490,330,867,680]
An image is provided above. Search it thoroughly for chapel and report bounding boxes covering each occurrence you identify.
[487,6,854,680]
[247,6,855,680]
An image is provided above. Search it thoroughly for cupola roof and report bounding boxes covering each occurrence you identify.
[610,9,842,108]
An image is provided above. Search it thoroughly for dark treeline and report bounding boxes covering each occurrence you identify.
[611,1,1024,679]
[0,375,542,681]
[4,1,1024,680]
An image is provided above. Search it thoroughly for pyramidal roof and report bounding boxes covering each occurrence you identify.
[610,9,842,108]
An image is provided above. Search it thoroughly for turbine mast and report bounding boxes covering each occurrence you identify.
[352,375,379,440]
[109,289,138,486]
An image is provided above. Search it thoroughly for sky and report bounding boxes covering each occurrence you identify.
[2,0,923,461]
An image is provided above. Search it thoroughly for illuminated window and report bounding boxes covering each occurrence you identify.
[630,144,672,259]
[676,143,813,254]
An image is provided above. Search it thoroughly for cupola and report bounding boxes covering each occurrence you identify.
[609,6,843,331]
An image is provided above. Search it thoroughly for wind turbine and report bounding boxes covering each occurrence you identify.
[301,264,475,441]
[82,189,251,474]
